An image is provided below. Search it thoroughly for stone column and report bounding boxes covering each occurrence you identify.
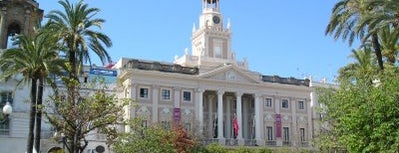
[217,90,224,144]
[197,88,204,134]
[0,8,7,49]
[236,92,244,145]
[254,94,265,145]
[226,96,231,139]
[24,10,31,35]
[152,85,159,123]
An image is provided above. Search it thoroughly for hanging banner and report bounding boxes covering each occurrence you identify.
[275,114,282,138]
[173,108,181,125]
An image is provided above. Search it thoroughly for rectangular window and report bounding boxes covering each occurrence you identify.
[183,91,191,102]
[283,127,289,141]
[161,89,171,101]
[139,88,149,99]
[265,98,272,108]
[0,92,13,135]
[300,128,305,141]
[267,126,273,140]
[298,101,305,109]
[282,99,289,108]
[184,123,191,131]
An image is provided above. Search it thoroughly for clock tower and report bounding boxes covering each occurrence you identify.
[174,0,248,70]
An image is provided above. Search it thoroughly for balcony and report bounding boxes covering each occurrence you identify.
[265,140,277,146]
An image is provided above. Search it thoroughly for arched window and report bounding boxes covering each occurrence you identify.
[6,23,21,49]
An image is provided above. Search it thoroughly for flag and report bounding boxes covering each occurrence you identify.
[233,116,239,137]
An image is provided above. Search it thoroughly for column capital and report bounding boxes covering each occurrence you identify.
[217,90,225,95]
[254,93,262,98]
[235,91,243,97]
[196,88,205,93]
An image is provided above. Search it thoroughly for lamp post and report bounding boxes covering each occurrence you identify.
[1,102,12,123]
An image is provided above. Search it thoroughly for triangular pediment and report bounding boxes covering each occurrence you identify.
[199,64,261,84]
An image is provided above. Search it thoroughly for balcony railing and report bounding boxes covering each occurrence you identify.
[0,128,9,136]
[265,140,277,146]
[244,139,257,146]
[225,138,238,146]
[283,141,291,146]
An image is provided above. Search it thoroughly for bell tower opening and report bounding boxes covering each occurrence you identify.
[0,0,43,49]
[203,0,220,12]
[6,23,21,49]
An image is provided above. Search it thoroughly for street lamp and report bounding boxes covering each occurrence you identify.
[1,102,12,123]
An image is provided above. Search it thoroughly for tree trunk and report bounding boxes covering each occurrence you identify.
[371,34,384,70]
[69,49,77,81]
[27,78,37,153]
[34,77,44,152]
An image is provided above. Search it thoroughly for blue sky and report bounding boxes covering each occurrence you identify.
[36,0,355,82]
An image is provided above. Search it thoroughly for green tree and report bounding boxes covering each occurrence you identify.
[326,0,385,70]
[113,118,177,153]
[45,0,112,80]
[0,31,65,153]
[317,66,399,152]
[45,78,126,153]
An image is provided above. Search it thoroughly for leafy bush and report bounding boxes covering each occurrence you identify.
[205,143,228,153]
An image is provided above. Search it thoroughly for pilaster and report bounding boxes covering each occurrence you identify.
[196,88,205,134]
[217,90,224,144]
[235,92,244,145]
[254,94,265,146]
[152,85,159,123]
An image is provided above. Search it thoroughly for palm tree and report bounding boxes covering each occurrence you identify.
[326,0,385,70]
[378,26,399,64]
[338,46,377,84]
[45,0,112,80]
[45,1,112,152]
[0,31,65,153]
[359,0,399,33]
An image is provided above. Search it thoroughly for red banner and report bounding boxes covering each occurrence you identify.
[233,116,239,137]
[275,114,282,138]
[173,108,181,125]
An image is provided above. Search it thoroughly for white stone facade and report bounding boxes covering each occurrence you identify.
[114,0,316,147]
[0,0,328,152]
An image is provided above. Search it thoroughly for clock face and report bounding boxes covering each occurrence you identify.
[212,16,220,24]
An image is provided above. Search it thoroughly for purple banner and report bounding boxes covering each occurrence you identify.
[275,114,282,138]
[173,108,181,125]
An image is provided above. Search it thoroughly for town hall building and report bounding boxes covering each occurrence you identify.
[0,0,325,152]
[115,0,314,147]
